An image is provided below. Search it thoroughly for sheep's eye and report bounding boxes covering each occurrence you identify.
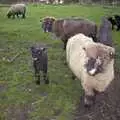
[38,51,41,54]
[109,52,114,59]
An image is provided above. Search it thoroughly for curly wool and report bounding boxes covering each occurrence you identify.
[7,4,26,18]
[66,33,115,96]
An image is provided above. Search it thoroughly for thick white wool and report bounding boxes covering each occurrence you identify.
[66,33,115,96]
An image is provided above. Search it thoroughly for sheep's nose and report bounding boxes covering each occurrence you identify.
[88,68,97,76]
[32,58,38,61]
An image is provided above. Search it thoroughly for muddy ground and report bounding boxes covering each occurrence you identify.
[73,66,120,120]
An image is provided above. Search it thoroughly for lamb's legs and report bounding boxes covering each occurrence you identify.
[35,72,40,85]
[43,72,49,84]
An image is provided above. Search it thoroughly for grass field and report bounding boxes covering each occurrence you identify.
[0,4,120,120]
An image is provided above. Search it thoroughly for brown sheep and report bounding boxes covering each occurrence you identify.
[40,17,98,50]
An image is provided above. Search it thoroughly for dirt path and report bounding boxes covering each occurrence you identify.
[73,67,120,120]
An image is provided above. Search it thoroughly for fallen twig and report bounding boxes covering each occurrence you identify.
[2,51,23,63]
[7,52,21,63]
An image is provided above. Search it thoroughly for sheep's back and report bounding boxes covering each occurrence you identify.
[63,19,97,38]
[52,19,64,38]
[9,4,26,13]
[66,33,115,92]
[66,33,93,79]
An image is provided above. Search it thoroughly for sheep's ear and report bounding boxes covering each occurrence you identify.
[49,17,56,21]
[40,47,46,51]
[52,18,56,21]
[30,46,34,51]
[40,19,43,22]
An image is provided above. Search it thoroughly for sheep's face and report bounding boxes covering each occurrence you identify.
[31,46,46,61]
[107,17,116,24]
[7,12,12,18]
[84,44,115,76]
[40,17,56,32]
[114,15,120,21]
[85,57,103,76]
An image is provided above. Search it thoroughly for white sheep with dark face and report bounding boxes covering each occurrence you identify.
[66,33,115,107]
[7,3,26,19]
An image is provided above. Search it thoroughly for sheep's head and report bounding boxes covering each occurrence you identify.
[7,11,12,18]
[84,44,115,76]
[114,15,120,20]
[31,46,47,61]
[40,17,56,32]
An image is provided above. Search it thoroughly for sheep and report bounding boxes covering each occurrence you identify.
[66,33,115,107]
[7,3,26,19]
[31,45,49,85]
[114,15,120,31]
[107,15,120,31]
[40,17,97,50]
[98,17,113,47]
[40,16,56,33]
[107,16,116,30]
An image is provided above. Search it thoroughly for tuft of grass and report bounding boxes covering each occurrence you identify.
[0,4,120,120]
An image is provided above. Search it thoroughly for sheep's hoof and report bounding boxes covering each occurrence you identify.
[63,61,67,65]
[72,75,76,80]
[36,80,40,85]
[45,79,49,84]
[84,95,95,108]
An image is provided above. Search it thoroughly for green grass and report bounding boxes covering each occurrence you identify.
[0,4,120,120]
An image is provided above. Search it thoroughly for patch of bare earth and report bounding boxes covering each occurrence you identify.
[6,104,32,120]
[73,66,120,120]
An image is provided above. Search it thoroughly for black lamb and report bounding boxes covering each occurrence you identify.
[31,45,49,85]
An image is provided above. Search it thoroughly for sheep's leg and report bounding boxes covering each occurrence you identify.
[22,13,25,19]
[43,72,49,84]
[83,86,96,107]
[63,40,67,50]
[61,35,67,50]
[112,24,114,30]
[23,8,26,19]
[72,73,76,80]
[63,43,66,50]
[84,94,95,107]
[16,13,19,18]
[22,10,26,19]
[35,72,40,85]
[12,14,15,19]
[116,24,120,31]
